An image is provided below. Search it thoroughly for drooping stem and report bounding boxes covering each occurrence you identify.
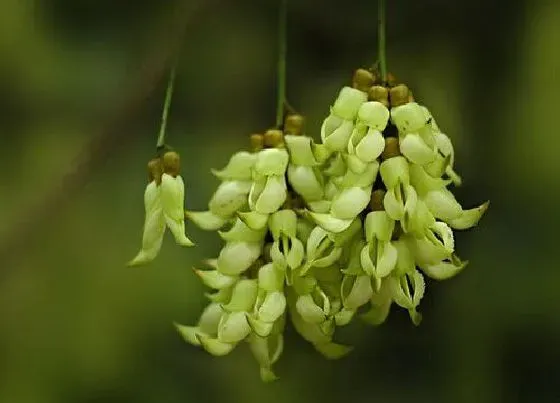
[378,0,387,83]
[156,65,177,148]
[275,0,287,127]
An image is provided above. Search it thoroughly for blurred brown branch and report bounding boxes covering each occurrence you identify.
[0,0,217,271]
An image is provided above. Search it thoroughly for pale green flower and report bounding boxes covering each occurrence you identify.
[388,269,425,325]
[211,151,257,181]
[249,175,287,214]
[248,332,284,382]
[217,241,263,275]
[285,135,325,202]
[321,87,368,152]
[129,174,194,266]
[268,210,305,272]
[360,279,393,325]
[347,101,390,173]
[379,156,418,223]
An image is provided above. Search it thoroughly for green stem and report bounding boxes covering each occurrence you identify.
[156,66,177,149]
[276,0,287,128]
[378,0,387,83]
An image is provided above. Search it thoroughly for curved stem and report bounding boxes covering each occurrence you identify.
[378,0,387,83]
[276,0,287,127]
[156,65,177,148]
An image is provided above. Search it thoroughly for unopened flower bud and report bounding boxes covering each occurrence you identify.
[352,68,374,92]
[368,85,389,107]
[250,134,264,152]
[147,158,163,184]
[284,114,305,136]
[389,84,410,107]
[264,129,284,148]
[163,151,181,177]
[382,137,401,160]
[369,189,386,211]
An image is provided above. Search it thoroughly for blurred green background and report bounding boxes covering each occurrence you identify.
[1,0,559,402]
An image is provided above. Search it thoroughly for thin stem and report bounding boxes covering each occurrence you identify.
[156,65,177,148]
[276,0,287,127]
[378,0,387,83]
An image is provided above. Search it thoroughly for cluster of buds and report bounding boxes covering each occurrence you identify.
[175,68,488,381]
[129,151,194,266]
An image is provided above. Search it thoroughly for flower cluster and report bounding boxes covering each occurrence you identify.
[175,68,488,381]
[129,151,194,266]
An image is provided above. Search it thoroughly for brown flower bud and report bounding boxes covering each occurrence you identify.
[250,133,264,152]
[382,137,401,160]
[162,151,180,177]
[368,85,389,107]
[284,114,305,136]
[147,158,163,184]
[352,68,374,92]
[264,129,284,148]
[370,189,386,211]
[389,84,410,107]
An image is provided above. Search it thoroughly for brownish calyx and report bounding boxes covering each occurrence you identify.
[250,133,264,152]
[386,72,397,87]
[370,189,386,211]
[147,158,163,184]
[284,114,305,136]
[382,137,401,160]
[352,68,375,92]
[264,129,284,148]
[389,84,410,107]
[368,85,389,107]
[162,151,180,177]
[391,222,403,241]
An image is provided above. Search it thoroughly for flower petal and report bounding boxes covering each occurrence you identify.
[376,241,398,278]
[269,209,298,239]
[357,101,390,131]
[424,189,463,221]
[211,151,256,181]
[238,211,269,230]
[391,102,427,133]
[380,156,409,188]
[219,218,267,243]
[209,180,251,217]
[285,135,319,166]
[287,165,324,202]
[254,175,287,214]
[314,342,353,359]
[308,212,354,233]
[339,160,379,188]
[448,201,489,230]
[355,129,386,162]
[296,294,326,324]
[196,334,235,356]
[400,133,436,165]
[258,263,285,292]
[321,118,354,151]
[222,279,258,312]
[185,210,228,231]
[342,275,373,309]
[258,291,287,323]
[364,211,395,242]
[217,242,262,275]
[330,186,371,219]
[195,268,237,289]
[254,148,289,177]
[218,311,252,343]
[246,314,274,337]
[331,86,368,120]
[421,254,468,280]
[286,237,305,269]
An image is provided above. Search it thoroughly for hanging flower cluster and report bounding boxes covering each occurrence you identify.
[129,151,194,266]
[174,68,488,381]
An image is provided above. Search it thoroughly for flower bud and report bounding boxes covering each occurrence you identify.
[389,84,410,107]
[162,151,181,177]
[250,133,264,152]
[352,68,375,92]
[381,137,401,160]
[264,129,284,148]
[368,85,389,107]
[147,158,163,184]
[284,114,305,136]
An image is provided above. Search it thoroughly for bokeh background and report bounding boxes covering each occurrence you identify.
[1,0,559,402]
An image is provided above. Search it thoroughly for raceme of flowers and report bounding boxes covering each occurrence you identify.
[133,68,488,382]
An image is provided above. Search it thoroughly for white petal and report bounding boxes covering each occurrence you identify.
[128,207,165,266]
[308,212,354,233]
[219,217,267,243]
[246,315,274,337]
[222,279,258,312]
[390,102,427,133]
[357,101,390,131]
[211,151,256,181]
[217,241,262,275]
[400,133,436,165]
[364,211,395,242]
[287,165,324,202]
[175,324,202,345]
[160,175,195,246]
[258,263,285,292]
[380,156,409,188]
[255,175,287,214]
[237,211,269,230]
[346,154,369,174]
[254,148,289,177]
[321,118,354,151]
[409,163,449,196]
[393,237,415,276]
[269,209,298,239]
[218,311,251,343]
[339,160,379,188]
[424,189,463,221]
[296,294,326,324]
[285,135,319,166]
[185,210,228,231]
[448,201,489,230]
[376,241,398,278]
[331,86,368,120]
[330,186,371,219]
[355,129,385,162]
[383,186,405,220]
[258,291,287,323]
[209,180,251,217]
[286,237,305,269]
